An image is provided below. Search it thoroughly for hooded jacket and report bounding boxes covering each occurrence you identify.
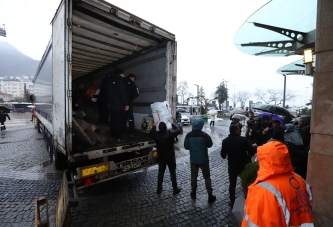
[149,123,180,160]
[184,118,213,164]
[221,133,255,173]
[242,141,313,227]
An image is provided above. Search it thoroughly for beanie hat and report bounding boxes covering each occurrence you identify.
[271,128,284,142]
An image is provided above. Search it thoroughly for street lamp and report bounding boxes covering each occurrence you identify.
[194,84,199,106]
[303,48,314,75]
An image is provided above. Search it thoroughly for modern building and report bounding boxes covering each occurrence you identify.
[0,78,33,99]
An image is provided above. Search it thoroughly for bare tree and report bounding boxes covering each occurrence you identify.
[177,81,188,104]
[237,91,251,108]
[198,86,206,106]
[253,88,296,105]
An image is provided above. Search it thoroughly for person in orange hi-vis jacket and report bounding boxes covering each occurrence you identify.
[242,128,313,227]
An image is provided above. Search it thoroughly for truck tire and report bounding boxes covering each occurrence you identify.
[53,148,67,170]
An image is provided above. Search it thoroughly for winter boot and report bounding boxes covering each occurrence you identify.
[173,187,181,195]
[190,191,196,200]
[208,193,216,203]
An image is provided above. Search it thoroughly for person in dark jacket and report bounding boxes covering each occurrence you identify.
[123,73,140,137]
[221,124,257,207]
[72,83,87,111]
[0,109,11,130]
[184,118,216,203]
[107,69,129,142]
[246,117,265,146]
[149,120,181,195]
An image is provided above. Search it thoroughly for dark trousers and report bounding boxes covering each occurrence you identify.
[228,168,242,203]
[210,121,215,126]
[191,161,213,193]
[158,157,177,189]
[123,105,134,134]
[0,121,5,131]
[109,109,125,139]
[98,102,109,124]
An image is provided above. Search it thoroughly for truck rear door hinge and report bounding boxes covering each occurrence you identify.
[67,90,72,98]
[67,53,71,63]
[67,18,72,27]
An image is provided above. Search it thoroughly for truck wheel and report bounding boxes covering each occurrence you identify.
[53,149,67,170]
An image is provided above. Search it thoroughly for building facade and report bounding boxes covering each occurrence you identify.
[0,79,33,99]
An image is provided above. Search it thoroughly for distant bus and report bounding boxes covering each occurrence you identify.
[10,102,32,113]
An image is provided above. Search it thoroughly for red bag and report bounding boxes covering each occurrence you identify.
[84,87,98,100]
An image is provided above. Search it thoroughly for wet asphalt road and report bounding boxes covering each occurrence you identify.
[0,114,243,227]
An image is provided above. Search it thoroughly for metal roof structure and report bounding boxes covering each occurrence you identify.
[276,58,315,76]
[51,0,175,80]
[234,0,317,57]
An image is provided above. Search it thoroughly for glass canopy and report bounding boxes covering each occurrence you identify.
[234,0,317,57]
[276,58,315,76]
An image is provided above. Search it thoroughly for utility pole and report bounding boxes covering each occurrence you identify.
[233,85,236,108]
[282,74,286,108]
[223,79,230,110]
[194,84,199,106]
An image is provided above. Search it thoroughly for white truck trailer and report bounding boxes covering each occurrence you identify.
[33,0,177,189]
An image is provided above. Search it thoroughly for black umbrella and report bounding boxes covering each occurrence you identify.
[254,104,294,117]
[0,106,10,113]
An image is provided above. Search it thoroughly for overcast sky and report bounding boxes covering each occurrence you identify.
[0,0,313,108]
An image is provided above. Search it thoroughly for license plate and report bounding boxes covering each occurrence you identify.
[124,163,141,171]
[81,163,109,177]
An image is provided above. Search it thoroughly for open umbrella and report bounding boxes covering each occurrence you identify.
[0,106,10,113]
[254,104,294,117]
[230,108,244,114]
[232,114,248,121]
[208,109,217,116]
[258,112,285,125]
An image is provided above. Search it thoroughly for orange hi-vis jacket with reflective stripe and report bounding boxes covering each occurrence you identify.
[242,140,314,227]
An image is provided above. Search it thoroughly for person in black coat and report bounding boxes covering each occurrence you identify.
[123,73,140,137]
[149,120,181,195]
[221,124,257,207]
[246,117,265,146]
[0,109,11,130]
[107,69,130,142]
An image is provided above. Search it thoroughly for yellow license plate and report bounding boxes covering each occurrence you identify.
[81,163,109,177]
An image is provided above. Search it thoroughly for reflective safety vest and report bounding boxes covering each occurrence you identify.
[242,173,314,227]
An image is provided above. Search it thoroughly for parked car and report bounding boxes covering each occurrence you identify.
[181,114,190,125]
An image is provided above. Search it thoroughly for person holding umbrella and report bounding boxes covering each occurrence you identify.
[208,109,217,127]
[0,108,11,131]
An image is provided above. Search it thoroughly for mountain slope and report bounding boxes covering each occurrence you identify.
[0,41,39,77]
